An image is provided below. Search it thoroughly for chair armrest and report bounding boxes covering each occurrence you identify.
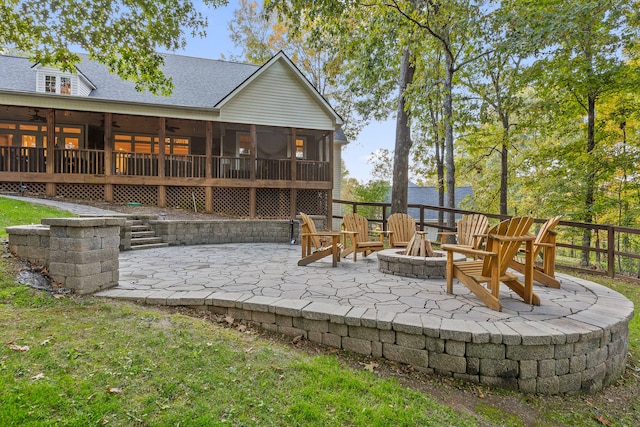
[535,242,555,248]
[441,244,497,258]
[489,234,535,242]
[438,231,457,237]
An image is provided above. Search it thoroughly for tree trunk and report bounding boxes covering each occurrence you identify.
[444,44,456,231]
[581,94,597,267]
[391,47,415,214]
[500,113,509,216]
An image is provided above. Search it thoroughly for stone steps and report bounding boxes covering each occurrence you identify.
[128,217,168,250]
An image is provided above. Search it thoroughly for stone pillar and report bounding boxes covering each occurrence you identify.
[42,217,125,294]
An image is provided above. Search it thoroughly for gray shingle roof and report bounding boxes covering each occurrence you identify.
[0,53,260,109]
[385,182,474,221]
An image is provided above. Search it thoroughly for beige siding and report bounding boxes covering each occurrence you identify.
[220,60,334,130]
[331,142,344,230]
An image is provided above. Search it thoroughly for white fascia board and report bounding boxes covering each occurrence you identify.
[0,90,220,121]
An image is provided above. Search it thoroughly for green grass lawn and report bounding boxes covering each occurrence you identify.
[0,196,74,240]
[0,270,475,426]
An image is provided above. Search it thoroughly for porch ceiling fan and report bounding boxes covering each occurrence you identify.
[28,109,47,123]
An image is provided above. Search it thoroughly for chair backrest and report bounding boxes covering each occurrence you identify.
[388,213,416,243]
[481,216,534,277]
[533,216,562,257]
[457,214,489,248]
[300,212,322,250]
[343,213,369,240]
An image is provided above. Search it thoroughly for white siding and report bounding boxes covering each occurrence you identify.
[219,59,335,130]
[35,66,92,96]
[77,77,92,96]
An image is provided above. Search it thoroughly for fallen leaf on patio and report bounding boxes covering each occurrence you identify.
[206,342,213,347]
[237,324,247,332]
[107,387,123,394]
[244,347,254,353]
[596,415,612,426]
[363,362,379,372]
[8,343,30,352]
[40,339,51,346]
[224,315,234,325]
[31,373,45,381]
[102,419,109,425]
[292,335,304,344]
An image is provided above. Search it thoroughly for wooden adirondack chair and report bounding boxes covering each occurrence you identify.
[509,216,562,288]
[298,212,342,267]
[341,213,384,262]
[387,213,417,248]
[442,216,539,312]
[439,214,489,251]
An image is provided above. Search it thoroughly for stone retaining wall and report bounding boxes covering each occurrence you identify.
[7,217,125,294]
[189,292,630,394]
[148,219,300,246]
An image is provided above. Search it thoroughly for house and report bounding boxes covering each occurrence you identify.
[404,182,474,220]
[0,51,344,219]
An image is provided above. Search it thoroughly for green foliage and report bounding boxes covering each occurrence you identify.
[0,0,227,95]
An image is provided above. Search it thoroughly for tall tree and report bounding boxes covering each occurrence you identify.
[229,0,363,138]
[0,0,227,95]
[387,0,491,229]
[513,0,636,265]
[265,0,416,212]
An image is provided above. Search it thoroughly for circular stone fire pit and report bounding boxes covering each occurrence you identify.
[377,249,465,279]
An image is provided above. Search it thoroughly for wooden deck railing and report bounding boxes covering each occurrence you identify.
[1,148,330,182]
[333,199,640,281]
[0,146,46,172]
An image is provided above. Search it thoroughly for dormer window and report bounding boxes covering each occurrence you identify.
[60,77,71,94]
[35,65,95,96]
[44,75,72,95]
[45,75,56,93]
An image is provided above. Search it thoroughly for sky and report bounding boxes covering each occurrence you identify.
[174,1,396,183]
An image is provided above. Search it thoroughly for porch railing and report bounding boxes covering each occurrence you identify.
[165,154,206,178]
[213,156,252,179]
[257,159,291,180]
[114,152,158,176]
[333,199,640,282]
[0,146,46,173]
[54,149,105,174]
[297,160,330,182]
[1,148,330,182]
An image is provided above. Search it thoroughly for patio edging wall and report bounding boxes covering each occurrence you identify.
[147,219,301,246]
[178,287,631,395]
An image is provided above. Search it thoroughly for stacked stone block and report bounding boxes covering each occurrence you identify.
[147,219,299,246]
[7,224,51,266]
[166,292,634,395]
[42,217,125,294]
